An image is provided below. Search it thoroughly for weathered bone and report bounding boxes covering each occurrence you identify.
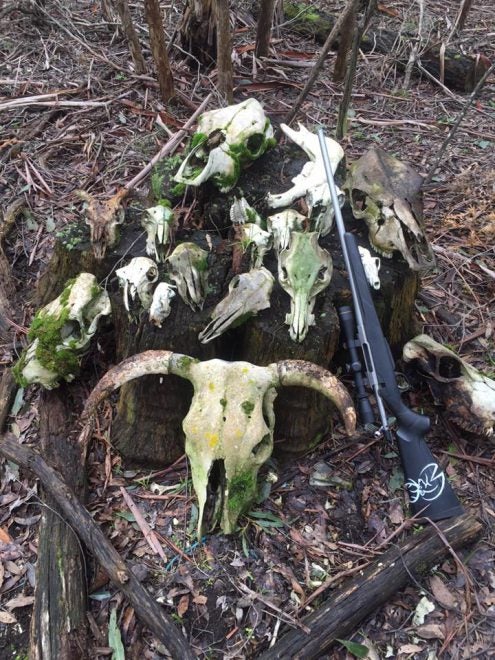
[358,246,381,290]
[266,123,345,237]
[167,242,209,311]
[199,267,274,344]
[267,209,306,253]
[239,223,273,269]
[81,350,356,535]
[76,188,128,259]
[278,232,333,342]
[345,148,435,271]
[229,197,263,227]
[149,282,176,327]
[403,334,495,438]
[141,205,173,263]
[116,257,159,312]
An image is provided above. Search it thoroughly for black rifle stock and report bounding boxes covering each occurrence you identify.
[317,129,463,520]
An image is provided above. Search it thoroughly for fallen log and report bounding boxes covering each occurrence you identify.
[30,388,89,659]
[260,512,482,659]
[0,432,195,660]
[284,2,490,92]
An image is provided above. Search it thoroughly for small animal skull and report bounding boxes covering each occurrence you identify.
[266,123,345,237]
[167,242,209,311]
[403,334,495,437]
[230,197,263,226]
[239,223,273,269]
[267,209,306,253]
[173,99,275,193]
[82,350,356,534]
[358,246,381,290]
[344,148,434,271]
[116,257,159,312]
[199,268,274,344]
[141,205,173,263]
[278,232,333,343]
[13,273,111,389]
[149,283,176,327]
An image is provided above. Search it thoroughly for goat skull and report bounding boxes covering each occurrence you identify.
[141,205,173,263]
[167,242,209,311]
[81,350,356,534]
[116,257,159,313]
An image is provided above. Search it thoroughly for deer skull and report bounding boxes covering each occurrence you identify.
[199,268,274,344]
[116,257,159,313]
[345,148,435,271]
[166,242,209,311]
[173,98,275,193]
[141,205,173,263]
[81,351,356,534]
[13,273,111,389]
[266,123,345,237]
[403,334,495,438]
[278,232,333,343]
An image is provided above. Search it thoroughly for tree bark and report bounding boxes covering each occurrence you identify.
[260,513,482,659]
[114,0,146,74]
[215,0,234,102]
[256,0,277,57]
[0,432,196,660]
[179,0,217,66]
[30,388,89,660]
[332,3,356,83]
[143,0,175,102]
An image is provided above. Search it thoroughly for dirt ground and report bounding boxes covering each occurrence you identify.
[0,1,494,659]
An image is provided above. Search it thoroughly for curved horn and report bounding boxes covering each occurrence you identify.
[273,360,356,436]
[81,350,194,424]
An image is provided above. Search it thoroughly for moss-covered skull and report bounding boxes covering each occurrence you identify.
[267,123,345,237]
[199,267,274,344]
[239,223,273,269]
[166,242,209,311]
[173,98,275,193]
[344,148,434,271]
[116,257,159,313]
[403,334,495,437]
[141,205,174,263]
[13,273,111,389]
[278,232,332,343]
[82,351,356,535]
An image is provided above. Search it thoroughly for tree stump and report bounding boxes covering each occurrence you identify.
[36,142,419,467]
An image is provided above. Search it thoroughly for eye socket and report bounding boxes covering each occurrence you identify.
[318,266,328,280]
[251,433,271,457]
[147,267,158,281]
[438,355,463,380]
[279,267,288,281]
[60,320,81,342]
[230,276,240,289]
[246,134,264,155]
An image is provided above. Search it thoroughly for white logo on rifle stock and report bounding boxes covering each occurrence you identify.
[405,463,446,503]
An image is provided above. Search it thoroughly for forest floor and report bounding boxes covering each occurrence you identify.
[0,1,494,659]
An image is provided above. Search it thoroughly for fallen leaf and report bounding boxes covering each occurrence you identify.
[429,575,457,609]
[398,644,423,654]
[177,595,189,618]
[5,594,34,610]
[415,623,445,640]
[0,611,17,624]
[193,595,207,605]
[412,596,435,625]
[0,527,12,543]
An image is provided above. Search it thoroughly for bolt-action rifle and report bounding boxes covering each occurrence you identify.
[317,128,463,520]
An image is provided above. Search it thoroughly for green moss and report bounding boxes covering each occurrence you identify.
[241,401,255,416]
[170,182,186,197]
[190,132,208,150]
[12,360,29,388]
[228,471,256,512]
[175,355,199,371]
[195,255,208,272]
[285,2,322,22]
[220,398,227,409]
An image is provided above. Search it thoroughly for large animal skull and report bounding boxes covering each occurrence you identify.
[344,148,435,271]
[403,334,495,438]
[278,232,333,343]
[267,209,306,253]
[199,268,274,344]
[173,99,275,193]
[167,242,209,311]
[239,224,273,269]
[13,273,111,389]
[116,257,159,312]
[266,123,345,237]
[141,205,173,263]
[149,282,176,327]
[81,351,356,534]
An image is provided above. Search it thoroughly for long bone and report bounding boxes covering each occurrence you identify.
[81,350,356,535]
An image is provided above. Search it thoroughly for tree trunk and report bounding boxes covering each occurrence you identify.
[179,0,217,66]
[215,0,234,102]
[256,0,277,57]
[332,2,356,82]
[30,387,89,660]
[114,0,146,74]
[143,0,175,102]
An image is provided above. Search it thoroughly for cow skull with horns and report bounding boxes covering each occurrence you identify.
[81,351,356,535]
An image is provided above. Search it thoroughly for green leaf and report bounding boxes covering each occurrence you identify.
[115,511,136,522]
[388,466,404,493]
[108,607,125,660]
[337,639,369,658]
[10,388,25,416]
[248,510,285,528]
[475,139,492,149]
